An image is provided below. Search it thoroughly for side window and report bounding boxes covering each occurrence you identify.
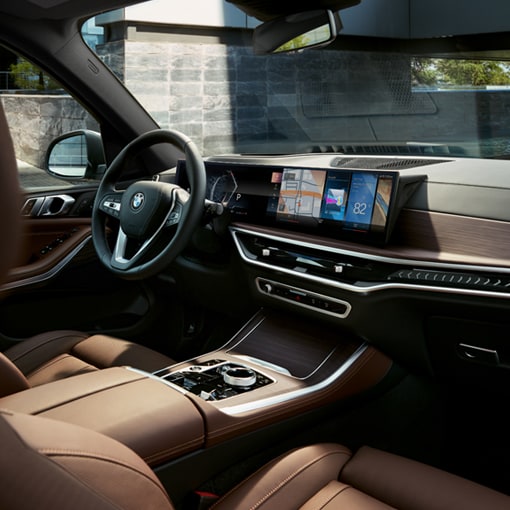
[0,46,100,191]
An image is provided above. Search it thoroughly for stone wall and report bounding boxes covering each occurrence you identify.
[98,33,510,157]
[4,31,510,169]
[99,37,412,155]
[0,94,98,169]
[98,39,259,156]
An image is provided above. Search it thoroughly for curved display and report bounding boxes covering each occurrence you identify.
[177,160,424,244]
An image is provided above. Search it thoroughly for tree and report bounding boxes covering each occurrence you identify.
[411,58,510,87]
[9,58,61,91]
[437,59,510,87]
[411,58,437,86]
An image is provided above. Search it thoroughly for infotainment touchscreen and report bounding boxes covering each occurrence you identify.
[177,161,420,245]
[274,167,395,236]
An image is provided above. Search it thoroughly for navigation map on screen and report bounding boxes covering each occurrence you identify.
[277,168,326,221]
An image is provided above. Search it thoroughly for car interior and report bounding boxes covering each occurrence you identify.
[1,0,510,508]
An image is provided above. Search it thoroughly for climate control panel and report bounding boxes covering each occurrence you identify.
[256,278,351,319]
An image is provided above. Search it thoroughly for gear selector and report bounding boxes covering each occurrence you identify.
[154,360,273,401]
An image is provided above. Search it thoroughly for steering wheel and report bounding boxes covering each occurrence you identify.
[92,129,206,280]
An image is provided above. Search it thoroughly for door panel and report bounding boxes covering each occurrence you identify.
[0,190,160,348]
[5,217,93,287]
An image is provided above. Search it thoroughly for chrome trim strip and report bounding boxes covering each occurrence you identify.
[230,227,510,300]
[39,194,76,217]
[0,236,92,291]
[225,314,267,352]
[233,355,292,376]
[220,343,369,415]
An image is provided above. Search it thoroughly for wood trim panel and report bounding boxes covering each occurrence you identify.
[225,311,359,378]
[233,208,510,268]
[393,209,510,266]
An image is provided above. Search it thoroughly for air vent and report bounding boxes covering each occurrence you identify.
[330,156,451,170]
[311,144,463,156]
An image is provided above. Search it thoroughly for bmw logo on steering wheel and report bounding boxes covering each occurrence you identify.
[131,192,145,211]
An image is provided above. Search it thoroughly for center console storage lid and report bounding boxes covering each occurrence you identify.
[0,367,204,466]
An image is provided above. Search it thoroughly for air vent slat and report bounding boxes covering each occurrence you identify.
[330,156,451,170]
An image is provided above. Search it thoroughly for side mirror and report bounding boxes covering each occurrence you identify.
[253,10,342,55]
[45,130,106,180]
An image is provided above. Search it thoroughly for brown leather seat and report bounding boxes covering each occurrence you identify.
[1,409,509,510]
[0,330,175,397]
[0,102,174,398]
[212,443,510,509]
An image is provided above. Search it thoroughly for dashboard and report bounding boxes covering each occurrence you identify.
[176,153,510,384]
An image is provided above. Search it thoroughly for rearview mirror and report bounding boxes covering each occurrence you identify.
[45,130,106,180]
[253,10,341,55]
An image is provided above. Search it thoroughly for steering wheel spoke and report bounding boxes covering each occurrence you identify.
[165,187,189,227]
[111,226,157,270]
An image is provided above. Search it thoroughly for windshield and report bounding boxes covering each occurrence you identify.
[86,12,510,160]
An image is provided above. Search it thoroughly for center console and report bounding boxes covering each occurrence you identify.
[140,310,392,447]
[156,360,274,401]
[0,309,392,466]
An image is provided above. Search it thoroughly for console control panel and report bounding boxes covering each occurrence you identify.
[154,360,274,401]
[256,278,351,318]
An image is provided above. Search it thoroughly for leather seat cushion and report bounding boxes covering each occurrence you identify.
[300,481,394,510]
[212,443,510,510]
[210,443,354,509]
[4,331,174,387]
[341,445,510,510]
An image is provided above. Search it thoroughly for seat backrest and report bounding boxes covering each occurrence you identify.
[0,409,175,510]
[0,101,22,284]
[0,352,30,397]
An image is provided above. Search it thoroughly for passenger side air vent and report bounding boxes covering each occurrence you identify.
[330,156,451,170]
[310,143,462,157]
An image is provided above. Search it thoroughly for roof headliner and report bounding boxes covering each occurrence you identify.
[0,0,360,21]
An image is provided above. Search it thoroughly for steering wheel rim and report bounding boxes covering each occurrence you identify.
[92,129,206,280]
